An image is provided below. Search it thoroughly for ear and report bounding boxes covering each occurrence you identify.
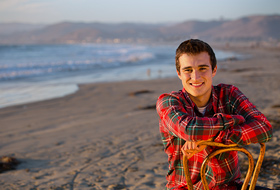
[177,70,182,80]
[212,66,217,77]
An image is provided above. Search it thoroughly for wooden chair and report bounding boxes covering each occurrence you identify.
[182,141,266,190]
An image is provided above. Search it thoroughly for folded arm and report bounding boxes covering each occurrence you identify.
[214,87,273,145]
[156,93,243,142]
[157,87,272,145]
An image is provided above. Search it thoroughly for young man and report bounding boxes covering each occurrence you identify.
[156,39,273,190]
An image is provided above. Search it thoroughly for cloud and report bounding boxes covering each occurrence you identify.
[0,0,51,13]
[0,0,30,10]
[0,0,58,23]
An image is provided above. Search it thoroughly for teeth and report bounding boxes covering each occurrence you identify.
[192,83,203,86]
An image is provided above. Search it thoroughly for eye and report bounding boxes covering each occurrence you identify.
[183,69,192,73]
[199,67,207,71]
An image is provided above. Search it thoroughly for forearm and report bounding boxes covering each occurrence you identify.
[157,93,246,141]
[213,86,273,145]
[214,110,272,145]
[159,106,225,141]
[221,113,272,145]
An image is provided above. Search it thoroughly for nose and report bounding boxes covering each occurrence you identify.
[191,70,201,81]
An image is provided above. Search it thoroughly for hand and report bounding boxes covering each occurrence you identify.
[181,141,207,159]
[215,113,245,130]
[183,141,199,150]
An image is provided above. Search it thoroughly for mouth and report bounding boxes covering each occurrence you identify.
[190,82,204,87]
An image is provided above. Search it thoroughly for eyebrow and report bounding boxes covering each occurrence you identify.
[182,65,210,70]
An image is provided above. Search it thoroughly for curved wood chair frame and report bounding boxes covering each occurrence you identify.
[183,142,266,190]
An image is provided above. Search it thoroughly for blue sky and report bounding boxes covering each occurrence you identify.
[0,0,280,24]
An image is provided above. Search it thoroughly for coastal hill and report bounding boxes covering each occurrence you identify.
[0,14,279,45]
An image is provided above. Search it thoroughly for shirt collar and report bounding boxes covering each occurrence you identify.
[182,86,218,114]
[211,86,218,113]
[182,88,196,108]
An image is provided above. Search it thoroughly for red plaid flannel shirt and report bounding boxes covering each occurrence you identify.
[156,84,272,190]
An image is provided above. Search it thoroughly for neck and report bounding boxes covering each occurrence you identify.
[190,97,209,107]
[189,91,211,108]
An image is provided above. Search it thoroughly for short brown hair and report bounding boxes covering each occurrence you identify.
[175,39,216,73]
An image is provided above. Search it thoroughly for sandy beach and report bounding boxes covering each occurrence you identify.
[0,45,280,189]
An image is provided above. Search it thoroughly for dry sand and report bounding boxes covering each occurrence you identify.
[0,45,280,190]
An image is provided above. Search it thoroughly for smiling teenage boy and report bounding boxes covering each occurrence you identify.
[156,39,273,190]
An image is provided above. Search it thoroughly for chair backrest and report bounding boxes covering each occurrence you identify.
[182,142,266,190]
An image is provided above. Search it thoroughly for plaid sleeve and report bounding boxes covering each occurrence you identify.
[156,93,226,141]
[216,86,273,145]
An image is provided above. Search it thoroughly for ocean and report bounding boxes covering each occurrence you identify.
[0,44,239,108]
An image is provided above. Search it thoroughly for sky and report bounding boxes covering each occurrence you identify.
[0,0,280,24]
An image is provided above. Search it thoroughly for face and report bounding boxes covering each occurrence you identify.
[177,52,217,107]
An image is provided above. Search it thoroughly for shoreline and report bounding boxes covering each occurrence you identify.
[0,45,279,189]
[0,44,243,109]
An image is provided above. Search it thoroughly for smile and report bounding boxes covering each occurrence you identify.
[190,82,204,87]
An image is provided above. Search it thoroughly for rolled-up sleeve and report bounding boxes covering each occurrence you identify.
[223,86,273,145]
